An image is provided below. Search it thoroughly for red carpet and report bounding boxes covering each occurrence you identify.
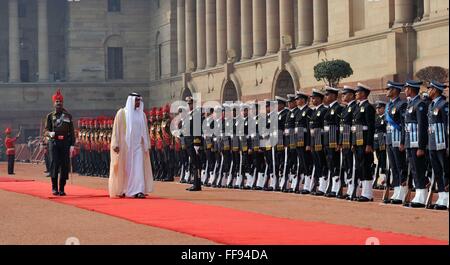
[0,177,35,183]
[0,178,446,245]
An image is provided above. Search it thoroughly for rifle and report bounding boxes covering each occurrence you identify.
[350,152,358,200]
[425,171,436,209]
[382,150,391,203]
[372,162,380,189]
[336,149,345,197]
[403,153,413,206]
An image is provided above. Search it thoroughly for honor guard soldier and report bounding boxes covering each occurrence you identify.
[162,105,175,182]
[203,106,216,185]
[155,108,165,181]
[274,96,289,192]
[217,103,233,188]
[4,127,21,175]
[337,86,357,199]
[248,102,264,190]
[384,81,408,204]
[402,80,429,208]
[261,99,276,191]
[44,89,75,196]
[426,81,449,210]
[283,94,300,193]
[178,105,190,183]
[309,89,328,196]
[350,84,376,202]
[186,98,203,192]
[229,104,241,188]
[149,108,158,178]
[236,103,250,189]
[208,105,223,187]
[373,101,388,190]
[295,92,313,194]
[323,87,343,198]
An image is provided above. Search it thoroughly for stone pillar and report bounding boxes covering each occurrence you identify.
[37,0,49,82]
[185,0,197,71]
[266,0,280,54]
[297,0,313,47]
[177,0,186,74]
[253,0,266,58]
[241,0,253,59]
[227,0,240,61]
[394,0,415,24]
[197,0,206,69]
[216,0,227,65]
[423,0,430,20]
[206,0,217,68]
[8,0,20,82]
[313,0,328,44]
[280,0,294,50]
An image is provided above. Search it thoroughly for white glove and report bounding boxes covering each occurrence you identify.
[194,146,200,154]
[49,132,55,138]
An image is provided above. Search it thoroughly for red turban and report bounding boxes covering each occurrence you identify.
[52,89,64,103]
[5,128,11,134]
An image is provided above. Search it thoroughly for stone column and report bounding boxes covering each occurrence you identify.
[252,0,266,58]
[227,0,240,61]
[297,0,313,47]
[177,0,186,74]
[280,0,294,50]
[206,0,217,68]
[8,0,20,82]
[266,0,280,54]
[313,0,328,44]
[394,0,415,24]
[197,0,206,69]
[216,0,227,65]
[423,0,430,20]
[241,0,253,59]
[37,0,49,82]
[185,0,197,71]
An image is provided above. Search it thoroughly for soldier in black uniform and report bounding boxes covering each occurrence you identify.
[249,102,265,190]
[309,89,328,196]
[384,81,408,204]
[295,92,313,194]
[337,86,357,199]
[202,106,215,185]
[426,81,449,210]
[351,83,376,202]
[283,94,300,192]
[323,87,343,198]
[373,101,387,190]
[229,104,241,188]
[262,99,276,191]
[273,97,289,192]
[236,103,249,189]
[44,89,75,196]
[402,80,428,208]
[185,97,203,191]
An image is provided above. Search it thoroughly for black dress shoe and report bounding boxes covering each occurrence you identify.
[300,190,310,195]
[187,186,201,192]
[325,192,337,198]
[52,190,59,196]
[337,194,349,200]
[59,191,67,197]
[434,205,448,211]
[312,191,325,196]
[391,199,403,205]
[408,202,425,208]
[357,196,373,202]
[382,199,392,204]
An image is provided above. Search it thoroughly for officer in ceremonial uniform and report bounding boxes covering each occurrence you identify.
[44,89,75,196]
[323,87,343,197]
[337,86,357,199]
[203,106,216,185]
[283,94,300,193]
[216,103,233,188]
[186,98,203,191]
[262,99,276,191]
[236,103,250,189]
[229,104,241,188]
[384,81,408,204]
[403,80,429,208]
[295,91,313,194]
[350,83,376,202]
[426,81,449,210]
[309,89,328,195]
[4,127,21,175]
[373,101,387,190]
[248,102,264,190]
[273,97,289,192]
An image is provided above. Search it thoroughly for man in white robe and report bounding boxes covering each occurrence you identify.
[109,93,153,198]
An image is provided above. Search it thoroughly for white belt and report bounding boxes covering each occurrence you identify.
[351,126,368,132]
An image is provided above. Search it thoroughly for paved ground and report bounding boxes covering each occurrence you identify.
[0,162,448,245]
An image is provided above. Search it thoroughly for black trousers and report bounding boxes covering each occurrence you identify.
[311,150,326,182]
[232,151,240,177]
[49,139,70,190]
[297,147,312,176]
[275,148,286,180]
[406,148,427,189]
[252,150,264,176]
[188,146,202,188]
[44,151,50,173]
[286,148,298,176]
[7,155,15,174]
[375,149,387,174]
[342,148,353,180]
[354,146,374,181]
[429,150,449,192]
[325,147,340,177]
[387,145,407,187]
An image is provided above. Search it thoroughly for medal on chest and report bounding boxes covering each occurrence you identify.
[391,108,397,115]
[408,107,414,114]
